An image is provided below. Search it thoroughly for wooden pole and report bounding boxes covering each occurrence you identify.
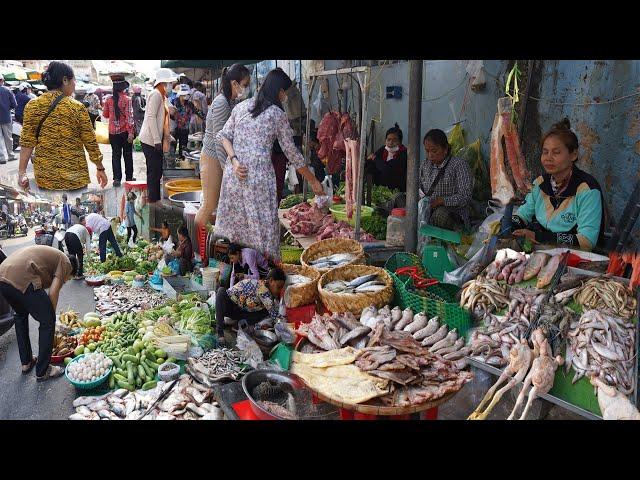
[405,60,423,253]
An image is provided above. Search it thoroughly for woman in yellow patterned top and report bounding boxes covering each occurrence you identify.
[18,61,108,192]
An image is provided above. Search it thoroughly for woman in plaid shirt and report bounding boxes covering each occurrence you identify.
[419,129,474,231]
[102,79,136,187]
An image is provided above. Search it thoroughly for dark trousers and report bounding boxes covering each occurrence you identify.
[271,151,287,204]
[64,231,84,277]
[142,143,163,202]
[88,112,99,129]
[215,287,267,336]
[175,127,189,157]
[98,227,122,262]
[109,132,134,182]
[0,282,56,377]
[126,225,138,244]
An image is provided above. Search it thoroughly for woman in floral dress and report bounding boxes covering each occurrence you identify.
[217,68,324,260]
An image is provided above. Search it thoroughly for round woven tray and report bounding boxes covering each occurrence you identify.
[318,264,393,315]
[301,238,365,274]
[282,263,321,308]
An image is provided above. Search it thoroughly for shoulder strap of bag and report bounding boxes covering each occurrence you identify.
[425,155,451,197]
[35,94,66,140]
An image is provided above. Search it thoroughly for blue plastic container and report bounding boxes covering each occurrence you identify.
[64,354,112,390]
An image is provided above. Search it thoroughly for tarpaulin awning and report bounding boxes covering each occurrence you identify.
[160,60,260,70]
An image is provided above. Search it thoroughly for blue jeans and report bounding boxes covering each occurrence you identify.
[98,228,123,262]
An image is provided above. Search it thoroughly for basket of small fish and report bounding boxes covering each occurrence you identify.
[301,238,365,274]
[318,265,394,316]
[282,264,321,309]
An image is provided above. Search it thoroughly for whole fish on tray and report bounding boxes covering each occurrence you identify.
[536,254,562,289]
[323,275,385,294]
[309,253,356,268]
[522,252,550,281]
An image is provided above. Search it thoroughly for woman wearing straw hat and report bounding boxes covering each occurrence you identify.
[139,68,179,203]
[102,77,136,187]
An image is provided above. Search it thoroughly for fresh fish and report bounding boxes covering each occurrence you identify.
[360,305,377,326]
[112,388,129,398]
[390,306,402,325]
[285,274,311,287]
[354,280,385,292]
[88,400,110,412]
[523,252,550,281]
[72,393,110,408]
[413,317,440,340]
[124,397,136,416]
[156,412,177,420]
[97,409,116,420]
[201,407,224,420]
[69,413,88,420]
[536,254,562,289]
[394,308,414,331]
[421,325,448,347]
[110,403,126,418]
[353,285,386,293]
[312,262,334,269]
[76,406,92,417]
[310,253,354,265]
[403,312,428,334]
[324,280,348,292]
[346,274,379,288]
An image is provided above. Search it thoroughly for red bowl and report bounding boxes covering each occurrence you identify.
[51,337,78,364]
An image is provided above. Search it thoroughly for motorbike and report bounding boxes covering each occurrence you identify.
[16,215,29,236]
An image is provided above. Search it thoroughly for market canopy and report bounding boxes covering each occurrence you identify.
[0,65,39,82]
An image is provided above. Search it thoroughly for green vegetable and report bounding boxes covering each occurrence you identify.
[64,357,73,366]
[138,364,147,382]
[116,380,135,391]
[109,372,115,389]
[279,193,314,209]
[135,377,143,388]
[142,380,157,391]
[122,354,139,365]
[361,213,388,240]
[154,349,167,359]
[371,185,399,206]
[126,362,135,384]
[166,357,177,364]
[114,373,128,383]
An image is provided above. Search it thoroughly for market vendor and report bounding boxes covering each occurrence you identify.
[365,123,407,192]
[228,243,270,288]
[85,211,123,263]
[215,267,286,346]
[0,245,78,381]
[64,216,93,279]
[419,129,474,230]
[124,191,143,245]
[511,119,604,251]
[167,225,194,275]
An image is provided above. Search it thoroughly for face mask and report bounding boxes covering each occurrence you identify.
[385,145,400,153]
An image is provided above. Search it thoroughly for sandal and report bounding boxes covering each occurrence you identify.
[36,365,64,382]
[22,357,37,375]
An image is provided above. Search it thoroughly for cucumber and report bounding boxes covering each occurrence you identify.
[141,361,155,379]
[126,347,136,356]
[113,373,128,383]
[112,356,122,369]
[142,380,157,391]
[144,358,159,371]
[108,372,115,390]
[135,377,142,388]
[126,362,135,385]
[137,365,147,382]
[154,349,167,359]
[116,379,135,391]
[145,350,157,362]
[122,354,139,365]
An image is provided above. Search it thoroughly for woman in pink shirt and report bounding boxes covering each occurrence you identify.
[102,79,136,187]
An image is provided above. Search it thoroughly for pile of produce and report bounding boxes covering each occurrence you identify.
[573,277,637,319]
[52,333,76,358]
[69,375,223,420]
[58,310,81,329]
[459,277,510,313]
[186,349,248,386]
[279,193,313,209]
[66,352,113,384]
[94,284,166,316]
[94,312,140,358]
[360,213,387,240]
[109,341,170,391]
[566,309,636,393]
[78,326,105,347]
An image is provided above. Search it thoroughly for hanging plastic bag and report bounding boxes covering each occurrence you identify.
[417,197,431,254]
[286,163,299,191]
[236,329,264,368]
[444,235,498,287]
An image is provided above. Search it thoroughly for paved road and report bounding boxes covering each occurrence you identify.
[0,231,94,420]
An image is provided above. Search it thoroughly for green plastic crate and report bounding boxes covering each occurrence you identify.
[422,245,456,281]
[384,252,423,273]
[387,270,472,338]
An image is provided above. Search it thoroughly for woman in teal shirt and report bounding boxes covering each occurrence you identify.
[512,118,604,251]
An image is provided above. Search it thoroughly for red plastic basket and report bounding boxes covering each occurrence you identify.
[198,225,208,264]
[287,303,316,329]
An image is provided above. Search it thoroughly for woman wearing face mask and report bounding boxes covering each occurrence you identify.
[217,68,324,260]
[139,68,179,203]
[365,123,408,192]
[511,118,604,251]
[419,128,474,231]
[195,64,251,230]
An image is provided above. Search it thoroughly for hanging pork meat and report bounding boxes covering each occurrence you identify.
[489,97,532,206]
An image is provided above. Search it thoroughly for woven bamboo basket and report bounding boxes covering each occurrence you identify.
[282,263,321,308]
[301,238,365,274]
[318,265,393,315]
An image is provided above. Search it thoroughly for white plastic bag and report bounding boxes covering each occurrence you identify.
[236,329,264,368]
[417,197,431,254]
[465,212,504,259]
[162,237,175,255]
[286,163,299,191]
[444,236,498,287]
